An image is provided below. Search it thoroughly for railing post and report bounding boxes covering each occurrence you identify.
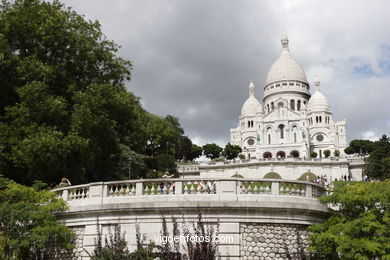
[271,181,279,195]
[216,180,236,194]
[62,189,68,201]
[175,181,182,194]
[306,184,313,198]
[136,182,143,196]
[89,182,104,198]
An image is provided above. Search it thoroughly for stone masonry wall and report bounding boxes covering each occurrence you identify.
[55,226,85,260]
[240,223,309,260]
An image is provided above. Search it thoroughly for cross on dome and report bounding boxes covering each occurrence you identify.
[281,33,289,51]
[249,81,255,96]
[314,74,321,91]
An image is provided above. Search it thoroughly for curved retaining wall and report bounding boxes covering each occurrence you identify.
[53,178,328,260]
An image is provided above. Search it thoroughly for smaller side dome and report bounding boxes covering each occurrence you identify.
[307,76,330,113]
[241,82,262,116]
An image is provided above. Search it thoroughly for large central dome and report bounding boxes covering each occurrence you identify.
[265,36,308,85]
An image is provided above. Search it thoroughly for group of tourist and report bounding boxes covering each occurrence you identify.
[336,174,354,182]
[311,173,356,189]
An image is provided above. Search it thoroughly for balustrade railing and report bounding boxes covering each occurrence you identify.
[52,178,326,202]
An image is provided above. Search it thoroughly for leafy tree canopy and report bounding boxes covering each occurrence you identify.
[222,143,242,160]
[202,143,223,160]
[176,136,192,161]
[0,0,189,185]
[364,134,390,180]
[308,181,390,259]
[344,139,375,155]
[0,175,74,259]
[188,144,203,161]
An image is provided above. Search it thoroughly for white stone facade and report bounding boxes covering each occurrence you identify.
[230,35,347,160]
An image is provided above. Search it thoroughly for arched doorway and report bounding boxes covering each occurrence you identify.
[290,150,300,158]
[263,172,282,179]
[298,172,317,181]
[276,151,286,158]
[263,152,272,159]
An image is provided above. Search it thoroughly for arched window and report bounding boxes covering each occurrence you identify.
[251,121,254,127]
[319,116,322,123]
[278,124,285,139]
[271,102,274,110]
[263,152,272,159]
[278,102,284,108]
[290,100,295,110]
[316,116,318,123]
[297,100,301,111]
[248,121,250,128]
[267,104,270,113]
[267,127,272,144]
[294,132,297,143]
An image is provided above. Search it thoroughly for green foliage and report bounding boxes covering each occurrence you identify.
[308,181,390,259]
[334,150,340,157]
[323,149,331,158]
[310,151,318,158]
[176,136,192,160]
[89,223,133,260]
[263,172,282,179]
[344,139,375,155]
[222,143,242,160]
[181,213,219,260]
[364,134,390,180]
[188,144,203,161]
[238,154,246,160]
[202,143,223,160]
[0,0,189,185]
[0,175,74,259]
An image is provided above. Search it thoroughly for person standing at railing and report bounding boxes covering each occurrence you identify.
[58,178,71,187]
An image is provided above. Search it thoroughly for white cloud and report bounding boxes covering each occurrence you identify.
[361,131,380,141]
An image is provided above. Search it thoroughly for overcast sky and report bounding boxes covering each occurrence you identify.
[61,0,390,146]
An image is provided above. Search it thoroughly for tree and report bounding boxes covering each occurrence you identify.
[188,144,203,161]
[0,0,142,185]
[0,175,74,259]
[0,0,189,185]
[308,181,390,259]
[364,134,390,180]
[202,144,223,160]
[334,150,340,157]
[344,139,374,156]
[238,154,246,160]
[176,136,192,161]
[222,143,242,160]
[323,149,331,158]
[310,151,318,158]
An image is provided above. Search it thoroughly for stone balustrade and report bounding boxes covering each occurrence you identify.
[53,178,328,259]
[53,178,326,204]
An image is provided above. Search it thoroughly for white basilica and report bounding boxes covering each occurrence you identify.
[230,36,347,160]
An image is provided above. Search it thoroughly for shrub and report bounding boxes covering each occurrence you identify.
[323,150,331,158]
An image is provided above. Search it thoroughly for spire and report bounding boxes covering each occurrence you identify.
[314,74,321,91]
[249,82,255,97]
[281,33,289,52]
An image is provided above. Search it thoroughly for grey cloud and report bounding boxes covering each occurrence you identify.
[61,0,390,144]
